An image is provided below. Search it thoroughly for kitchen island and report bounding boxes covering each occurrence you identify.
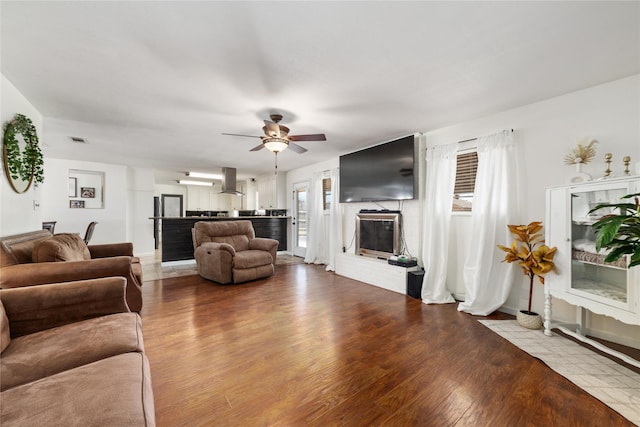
[152,216,289,262]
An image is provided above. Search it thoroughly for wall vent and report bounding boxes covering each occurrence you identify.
[70,136,87,143]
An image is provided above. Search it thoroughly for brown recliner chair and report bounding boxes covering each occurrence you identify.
[193,221,278,284]
[0,230,143,312]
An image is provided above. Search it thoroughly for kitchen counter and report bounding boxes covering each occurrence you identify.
[152,216,290,262]
[150,216,290,219]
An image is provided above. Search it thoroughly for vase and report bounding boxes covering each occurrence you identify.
[568,162,591,184]
[516,310,543,330]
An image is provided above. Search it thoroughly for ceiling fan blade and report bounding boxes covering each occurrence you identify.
[222,133,263,139]
[288,133,327,142]
[288,142,308,154]
[263,120,281,138]
[250,143,265,152]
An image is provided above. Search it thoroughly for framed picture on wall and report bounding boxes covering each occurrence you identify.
[81,187,95,198]
[69,177,77,197]
[70,200,85,209]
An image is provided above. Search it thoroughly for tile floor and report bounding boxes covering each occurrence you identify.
[480,320,640,426]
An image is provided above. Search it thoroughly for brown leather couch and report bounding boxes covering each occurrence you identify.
[0,277,155,426]
[0,230,143,312]
[193,220,278,284]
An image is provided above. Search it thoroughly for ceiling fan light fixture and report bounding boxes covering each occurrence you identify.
[264,137,289,153]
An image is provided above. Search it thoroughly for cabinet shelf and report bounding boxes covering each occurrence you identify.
[571,249,628,270]
[572,219,598,226]
[571,279,628,304]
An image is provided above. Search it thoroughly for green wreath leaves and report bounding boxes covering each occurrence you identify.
[3,114,44,187]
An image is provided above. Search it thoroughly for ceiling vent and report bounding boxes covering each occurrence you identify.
[220,167,244,195]
[70,136,87,143]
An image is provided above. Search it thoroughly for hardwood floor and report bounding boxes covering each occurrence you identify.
[141,263,633,426]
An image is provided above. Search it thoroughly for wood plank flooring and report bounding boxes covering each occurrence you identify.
[140,263,634,426]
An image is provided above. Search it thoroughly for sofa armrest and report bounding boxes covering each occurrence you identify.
[0,257,134,289]
[0,277,129,338]
[88,242,134,258]
[197,241,236,257]
[249,238,279,252]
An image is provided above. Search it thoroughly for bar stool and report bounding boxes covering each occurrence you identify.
[83,221,98,244]
[42,221,57,234]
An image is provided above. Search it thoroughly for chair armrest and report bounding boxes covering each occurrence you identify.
[249,238,279,252]
[0,257,134,288]
[88,242,134,258]
[196,242,236,257]
[0,277,129,338]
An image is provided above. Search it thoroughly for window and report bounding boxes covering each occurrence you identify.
[452,150,478,212]
[322,177,332,211]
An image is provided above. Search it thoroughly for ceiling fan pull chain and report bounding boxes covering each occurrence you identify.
[274,152,278,175]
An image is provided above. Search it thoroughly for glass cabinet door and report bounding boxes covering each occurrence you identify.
[570,186,629,309]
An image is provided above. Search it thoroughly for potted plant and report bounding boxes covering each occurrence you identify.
[498,221,557,329]
[589,193,640,268]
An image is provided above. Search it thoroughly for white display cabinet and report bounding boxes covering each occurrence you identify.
[544,176,640,338]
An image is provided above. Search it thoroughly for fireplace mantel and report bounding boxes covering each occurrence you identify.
[335,253,419,295]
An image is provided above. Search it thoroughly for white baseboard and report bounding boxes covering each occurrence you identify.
[161,259,196,267]
[584,328,640,350]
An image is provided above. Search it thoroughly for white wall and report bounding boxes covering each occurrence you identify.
[127,167,155,256]
[426,74,640,346]
[288,74,640,348]
[39,158,155,255]
[41,158,128,243]
[0,75,44,236]
[2,74,155,254]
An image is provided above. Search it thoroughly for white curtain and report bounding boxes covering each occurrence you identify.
[458,130,519,315]
[421,142,457,304]
[304,168,342,271]
[304,171,326,265]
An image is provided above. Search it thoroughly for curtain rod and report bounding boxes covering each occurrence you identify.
[457,128,513,144]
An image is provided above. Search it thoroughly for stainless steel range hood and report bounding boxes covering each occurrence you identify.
[220,167,244,195]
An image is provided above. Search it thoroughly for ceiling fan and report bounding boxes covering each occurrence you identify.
[222,114,326,154]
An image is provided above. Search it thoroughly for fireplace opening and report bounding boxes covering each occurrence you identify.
[356,211,401,259]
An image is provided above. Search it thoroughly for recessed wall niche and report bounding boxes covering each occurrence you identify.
[68,169,104,209]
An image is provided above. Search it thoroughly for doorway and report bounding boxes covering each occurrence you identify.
[292,182,309,258]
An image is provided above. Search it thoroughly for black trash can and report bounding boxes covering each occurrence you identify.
[407,270,424,299]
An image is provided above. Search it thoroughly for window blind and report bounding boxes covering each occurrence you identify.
[322,178,332,210]
[452,151,478,212]
[454,151,478,195]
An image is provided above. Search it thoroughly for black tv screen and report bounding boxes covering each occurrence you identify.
[339,135,416,203]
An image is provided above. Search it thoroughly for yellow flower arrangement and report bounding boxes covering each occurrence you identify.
[497,221,557,314]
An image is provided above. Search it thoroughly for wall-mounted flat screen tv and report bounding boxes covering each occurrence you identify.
[339,135,416,203]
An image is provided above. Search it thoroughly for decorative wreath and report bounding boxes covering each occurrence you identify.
[2,114,44,187]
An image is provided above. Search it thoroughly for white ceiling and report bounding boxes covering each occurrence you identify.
[2,1,639,184]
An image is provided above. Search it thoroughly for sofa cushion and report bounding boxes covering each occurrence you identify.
[212,234,250,252]
[194,220,254,251]
[32,233,91,263]
[233,264,274,284]
[0,352,155,427]
[0,301,9,353]
[1,313,143,390]
[0,230,53,265]
[233,250,273,269]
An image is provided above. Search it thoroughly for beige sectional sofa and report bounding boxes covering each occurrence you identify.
[0,277,155,426]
